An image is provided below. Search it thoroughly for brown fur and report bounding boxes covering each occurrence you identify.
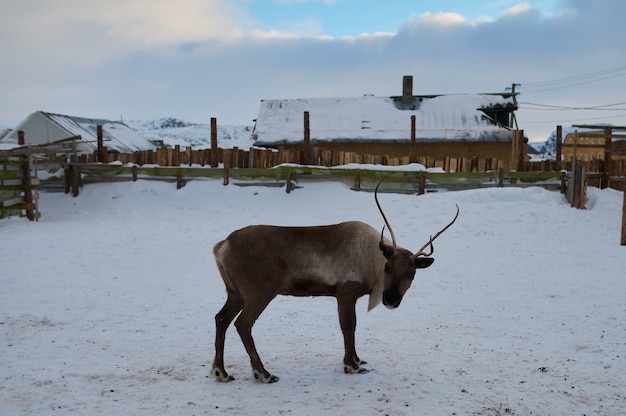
[210,180,459,383]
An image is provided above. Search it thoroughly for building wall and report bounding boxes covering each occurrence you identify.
[277,141,513,161]
[7,112,72,146]
[563,131,607,161]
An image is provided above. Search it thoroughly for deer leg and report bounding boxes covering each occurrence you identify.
[211,292,243,382]
[337,284,368,374]
[234,295,279,383]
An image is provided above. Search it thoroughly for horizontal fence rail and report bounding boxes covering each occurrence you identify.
[49,163,565,195]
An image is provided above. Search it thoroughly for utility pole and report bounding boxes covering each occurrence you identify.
[505,83,521,130]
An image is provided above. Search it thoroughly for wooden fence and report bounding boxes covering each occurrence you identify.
[0,155,39,220]
[563,159,625,192]
[78,144,515,173]
[79,145,278,169]
[3,124,626,229]
[560,158,626,211]
[78,144,626,190]
[0,140,79,220]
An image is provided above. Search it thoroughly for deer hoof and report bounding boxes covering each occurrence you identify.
[211,367,235,382]
[253,370,279,383]
[344,365,370,374]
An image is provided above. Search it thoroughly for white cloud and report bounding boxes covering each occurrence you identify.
[353,32,395,40]
[415,12,469,27]
[501,3,533,17]
[96,1,245,47]
[248,29,321,40]
[1,0,246,53]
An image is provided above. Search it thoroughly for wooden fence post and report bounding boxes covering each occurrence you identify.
[510,130,525,171]
[174,145,182,167]
[569,162,585,209]
[97,125,104,162]
[572,130,578,166]
[410,115,417,163]
[64,166,70,194]
[22,154,35,220]
[210,118,218,168]
[622,189,626,246]
[223,156,230,186]
[577,163,586,209]
[232,146,240,168]
[248,147,255,168]
[303,111,311,165]
[556,125,562,170]
[176,173,183,189]
[498,168,504,187]
[70,140,79,197]
[604,128,612,189]
[285,169,293,193]
[417,175,426,195]
[511,131,520,171]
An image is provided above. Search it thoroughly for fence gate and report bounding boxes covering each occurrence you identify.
[564,161,586,209]
[0,154,40,220]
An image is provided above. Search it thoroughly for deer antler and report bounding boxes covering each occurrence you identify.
[375,176,396,250]
[414,204,460,258]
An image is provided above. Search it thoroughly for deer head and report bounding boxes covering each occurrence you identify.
[375,176,459,308]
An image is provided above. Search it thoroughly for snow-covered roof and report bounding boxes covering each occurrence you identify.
[0,127,10,141]
[1,111,157,154]
[253,94,516,146]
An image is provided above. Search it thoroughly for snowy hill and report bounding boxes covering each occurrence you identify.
[126,118,256,150]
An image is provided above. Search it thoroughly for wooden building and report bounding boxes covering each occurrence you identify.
[563,127,626,162]
[252,76,524,170]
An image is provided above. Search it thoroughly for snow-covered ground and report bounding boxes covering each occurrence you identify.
[1,180,624,415]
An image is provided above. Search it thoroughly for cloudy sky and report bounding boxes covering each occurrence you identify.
[1,0,625,141]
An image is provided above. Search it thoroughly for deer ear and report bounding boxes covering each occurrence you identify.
[379,241,395,259]
[414,257,434,269]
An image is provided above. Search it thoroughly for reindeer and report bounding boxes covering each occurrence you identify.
[211,177,459,383]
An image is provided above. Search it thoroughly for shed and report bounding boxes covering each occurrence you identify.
[1,111,157,154]
[252,76,521,167]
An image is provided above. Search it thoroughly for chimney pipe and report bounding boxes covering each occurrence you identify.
[402,75,413,104]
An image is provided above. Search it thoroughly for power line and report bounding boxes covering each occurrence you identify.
[523,65,626,87]
[509,66,626,132]
[520,65,626,93]
[519,101,626,111]
[520,112,626,124]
